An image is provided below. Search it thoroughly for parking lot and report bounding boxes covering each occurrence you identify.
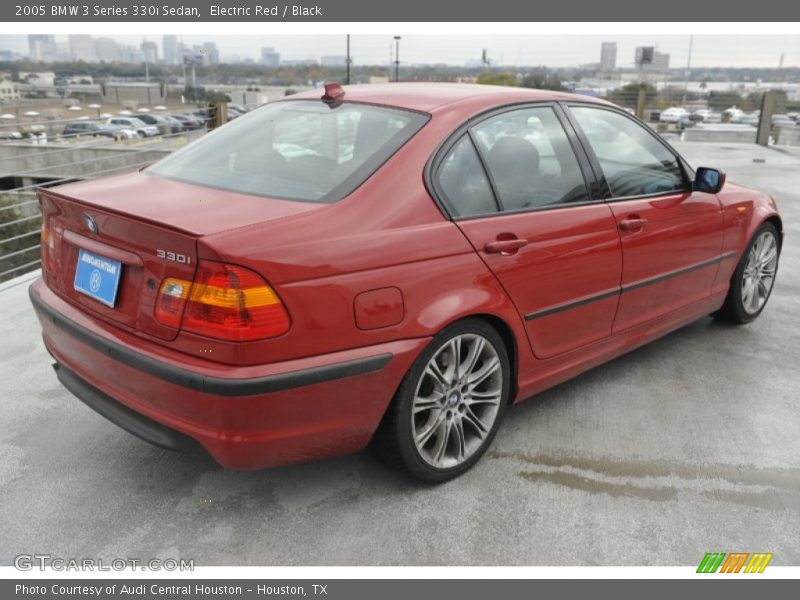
[1,141,798,566]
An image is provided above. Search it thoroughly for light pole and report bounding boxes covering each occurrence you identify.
[681,34,693,108]
[346,34,351,85]
[393,36,401,82]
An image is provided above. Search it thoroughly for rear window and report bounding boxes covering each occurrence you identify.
[147,100,429,203]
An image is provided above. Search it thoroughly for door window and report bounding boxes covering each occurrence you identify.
[471,107,590,211]
[570,106,686,198]
[436,135,499,218]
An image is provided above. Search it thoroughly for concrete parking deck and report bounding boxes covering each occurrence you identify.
[1,141,799,566]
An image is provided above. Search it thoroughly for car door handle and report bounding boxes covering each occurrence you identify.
[484,238,528,255]
[618,218,647,232]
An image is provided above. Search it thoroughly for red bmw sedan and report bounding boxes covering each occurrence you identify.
[30,84,782,482]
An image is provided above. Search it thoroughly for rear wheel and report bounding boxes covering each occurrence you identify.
[372,319,510,483]
[714,222,780,324]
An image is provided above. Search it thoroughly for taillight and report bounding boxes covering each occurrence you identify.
[155,261,290,341]
[40,220,55,273]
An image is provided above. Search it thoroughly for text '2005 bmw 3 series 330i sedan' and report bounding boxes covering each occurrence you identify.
[30,83,782,482]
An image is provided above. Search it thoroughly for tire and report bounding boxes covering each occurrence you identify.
[372,318,511,483]
[714,222,780,324]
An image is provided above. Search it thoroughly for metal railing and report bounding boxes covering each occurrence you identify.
[0,128,208,283]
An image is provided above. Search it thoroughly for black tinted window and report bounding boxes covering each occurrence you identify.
[472,107,589,211]
[571,107,685,197]
[437,135,498,218]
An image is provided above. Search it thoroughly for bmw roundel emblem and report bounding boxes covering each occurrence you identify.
[89,269,102,293]
[84,214,98,234]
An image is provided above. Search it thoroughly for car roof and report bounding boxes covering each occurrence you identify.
[288,83,612,114]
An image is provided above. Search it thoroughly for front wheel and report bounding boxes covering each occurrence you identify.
[714,222,780,324]
[372,319,510,483]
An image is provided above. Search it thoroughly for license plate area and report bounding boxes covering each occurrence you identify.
[73,249,123,308]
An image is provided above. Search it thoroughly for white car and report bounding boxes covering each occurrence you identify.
[740,112,760,126]
[659,107,689,123]
[724,107,744,123]
[105,117,159,137]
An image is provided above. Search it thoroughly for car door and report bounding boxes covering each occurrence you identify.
[431,104,622,359]
[567,104,724,333]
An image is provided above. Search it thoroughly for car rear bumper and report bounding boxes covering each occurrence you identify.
[30,278,429,469]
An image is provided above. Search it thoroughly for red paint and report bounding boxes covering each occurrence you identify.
[354,287,405,330]
[608,190,724,332]
[31,84,782,470]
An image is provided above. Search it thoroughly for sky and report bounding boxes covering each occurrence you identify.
[1,34,798,68]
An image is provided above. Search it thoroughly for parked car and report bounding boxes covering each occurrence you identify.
[103,123,139,139]
[162,115,187,133]
[0,130,24,140]
[772,114,796,127]
[228,103,249,114]
[191,108,213,127]
[170,112,205,130]
[659,107,689,123]
[134,113,178,135]
[740,112,761,127]
[105,116,159,137]
[62,121,123,140]
[31,84,783,482]
[724,107,745,123]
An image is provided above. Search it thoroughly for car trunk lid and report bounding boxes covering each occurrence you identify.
[39,170,321,341]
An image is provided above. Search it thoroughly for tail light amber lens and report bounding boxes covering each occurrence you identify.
[155,261,290,341]
[40,220,55,274]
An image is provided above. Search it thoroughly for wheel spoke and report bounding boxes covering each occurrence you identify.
[413,392,444,415]
[759,248,777,268]
[432,419,452,464]
[461,337,485,380]
[462,406,489,439]
[467,356,500,387]
[452,418,467,462]
[467,389,502,406]
[748,284,761,312]
[415,410,445,447]
[449,337,462,379]
[425,360,450,390]
[757,278,769,300]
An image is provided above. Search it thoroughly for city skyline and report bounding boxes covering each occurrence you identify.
[2,34,799,68]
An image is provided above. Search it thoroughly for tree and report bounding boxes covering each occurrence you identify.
[707,91,744,111]
[476,72,518,87]
[606,83,657,109]
[184,86,231,103]
[519,72,565,91]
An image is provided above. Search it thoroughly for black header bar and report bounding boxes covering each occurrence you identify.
[5,0,800,22]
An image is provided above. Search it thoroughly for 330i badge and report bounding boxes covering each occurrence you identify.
[30,83,782,482]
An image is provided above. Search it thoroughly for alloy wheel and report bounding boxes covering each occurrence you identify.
[741,230,778,315]
[411,334,503,469]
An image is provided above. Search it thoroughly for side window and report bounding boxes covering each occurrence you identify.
[471,107,589,211]
[437,135,498,218]
[570,106,685,198]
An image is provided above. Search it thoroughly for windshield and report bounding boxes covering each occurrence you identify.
[147,100,429,203]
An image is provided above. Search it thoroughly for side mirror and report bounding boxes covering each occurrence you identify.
[694,167,726,194]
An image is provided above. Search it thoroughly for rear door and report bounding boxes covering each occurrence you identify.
[431,104,622,359]
[566,105,724,333]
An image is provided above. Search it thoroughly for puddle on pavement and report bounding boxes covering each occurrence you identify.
[489,450,800,511]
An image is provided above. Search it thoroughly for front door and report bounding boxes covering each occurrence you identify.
[567,105,724,333]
